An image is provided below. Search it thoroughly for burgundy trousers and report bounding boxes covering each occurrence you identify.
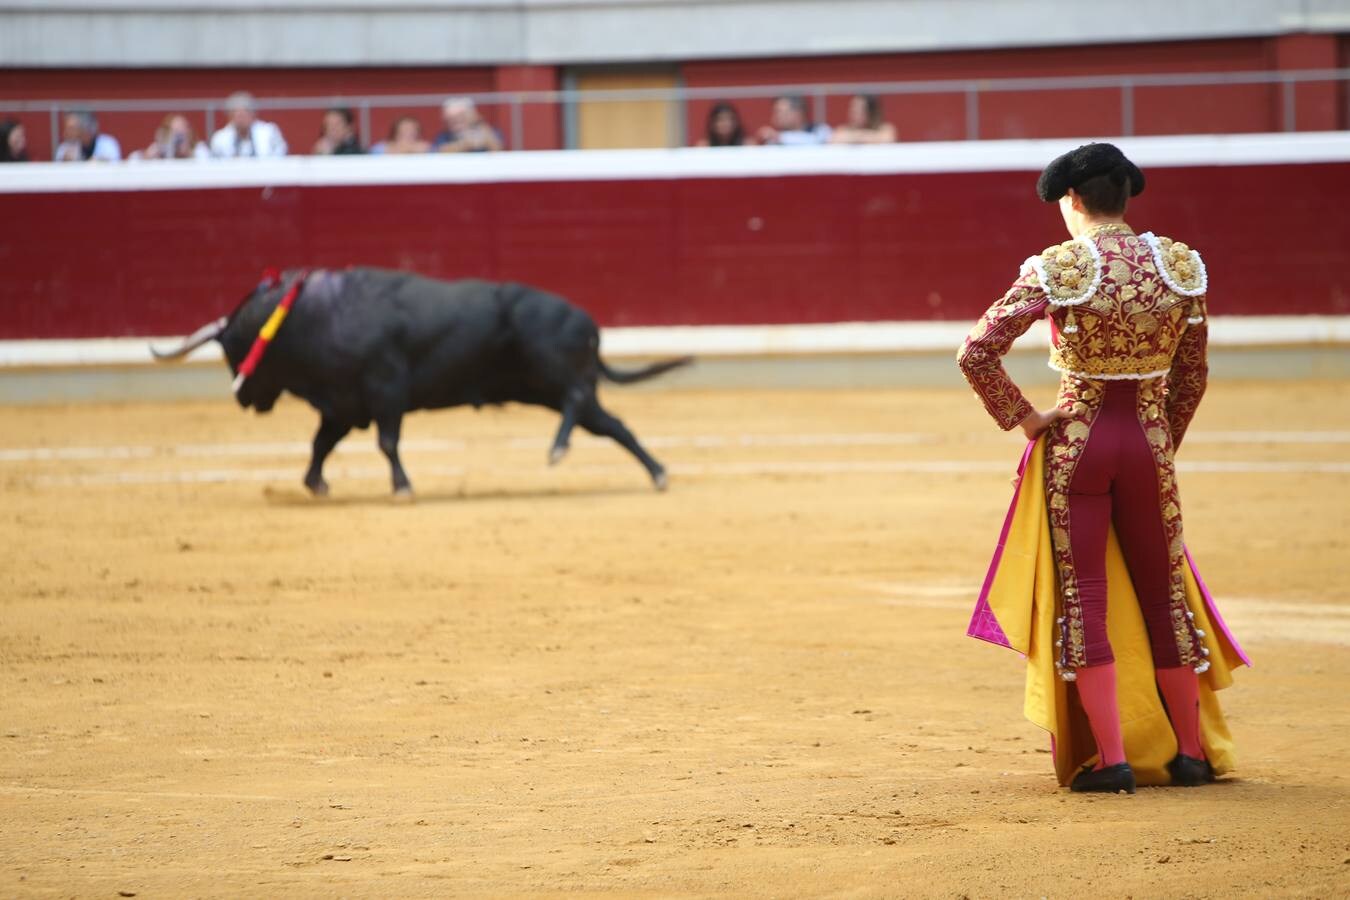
[1064,381,1184,669]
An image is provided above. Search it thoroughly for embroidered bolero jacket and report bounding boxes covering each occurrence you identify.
[956,224,1210,447]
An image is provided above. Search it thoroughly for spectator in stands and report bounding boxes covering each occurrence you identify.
[210,92,288,158]
[433,98,502,153]
[830,94,897,144]
[696,102,749,147]
[312,107,364,155]
[131,114,210,161]
[370,116,431,154]
[0,119,28,162]
[54,110,122,162]
[755,96,830,146]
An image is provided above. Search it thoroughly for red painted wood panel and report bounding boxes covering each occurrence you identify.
[2,161,1348,340]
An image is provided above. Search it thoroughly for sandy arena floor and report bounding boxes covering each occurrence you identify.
[2,380,1348,898]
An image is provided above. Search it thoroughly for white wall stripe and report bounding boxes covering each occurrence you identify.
[4,315,1348,369]
[4,132,1349,195]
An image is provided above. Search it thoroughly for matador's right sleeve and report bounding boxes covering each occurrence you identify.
[956,267,1050,431]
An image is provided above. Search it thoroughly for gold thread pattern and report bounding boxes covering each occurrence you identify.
[1044,374,1105,672]
[956,269,1049,430]
[1165,296,1209,449]
[1035,239,1099,305]
[1138,395,1205,668]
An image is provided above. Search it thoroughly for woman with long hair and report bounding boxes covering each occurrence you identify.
[830,94,896,144]
[697,102,747,147]
[0,119,29,162]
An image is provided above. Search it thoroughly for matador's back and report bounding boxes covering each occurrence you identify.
[957,222,1210,446]
[1030,224,1208,381]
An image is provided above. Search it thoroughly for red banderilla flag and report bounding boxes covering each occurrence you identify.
[232,269,309,395]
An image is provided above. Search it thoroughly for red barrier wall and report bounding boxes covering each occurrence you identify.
[3,157,1348,339]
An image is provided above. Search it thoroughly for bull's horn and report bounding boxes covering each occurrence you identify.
[149,316,228,361]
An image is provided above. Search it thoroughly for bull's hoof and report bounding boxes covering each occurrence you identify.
[391,487,416,504]
[652,470,669,492]
[305,478,330,497]
[549,445,568,466]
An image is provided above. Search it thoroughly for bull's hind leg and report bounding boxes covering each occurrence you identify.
[549,384,590,466]
[305,417,351,496]
[579,398,668,491]
[375,413,413,497]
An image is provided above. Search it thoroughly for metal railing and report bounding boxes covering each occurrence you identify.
[2,67,1347,152]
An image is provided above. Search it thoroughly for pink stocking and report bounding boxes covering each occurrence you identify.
[1156,665,1204,759]
[1076,663,1126,768]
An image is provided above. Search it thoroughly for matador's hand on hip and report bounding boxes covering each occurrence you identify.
[1019,407,1070,441]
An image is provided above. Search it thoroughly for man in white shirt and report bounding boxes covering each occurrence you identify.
[210,92,288,158]
[53,110,122,162]
[755,96,831,146]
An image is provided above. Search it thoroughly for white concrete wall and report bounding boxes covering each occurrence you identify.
[1,0,1347,67]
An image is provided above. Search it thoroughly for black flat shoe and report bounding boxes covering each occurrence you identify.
[1070,762,1136,794]
[1168,754,1215,787]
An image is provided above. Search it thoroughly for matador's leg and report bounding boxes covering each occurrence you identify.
[1113,380,1209,773]
[1116,379,1206,671]
[1045,376,1110,676]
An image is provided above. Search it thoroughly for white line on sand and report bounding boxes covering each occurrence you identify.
[23,457,1350,487]
[0,784,285,802]
[861,585,1350,646]
[3,430,1348,464]
[0,433,939,463]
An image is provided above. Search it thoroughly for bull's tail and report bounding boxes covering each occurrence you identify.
[598,356,694,385]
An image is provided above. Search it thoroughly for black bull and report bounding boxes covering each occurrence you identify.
[152,268,692,495]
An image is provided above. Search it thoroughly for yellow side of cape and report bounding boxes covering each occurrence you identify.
[983,435,1246,787]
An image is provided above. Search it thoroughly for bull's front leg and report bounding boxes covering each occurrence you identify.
[305,417,351,496]
[375,414,413,497]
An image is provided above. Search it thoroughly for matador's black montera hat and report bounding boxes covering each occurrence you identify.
[1036,142,1146,202]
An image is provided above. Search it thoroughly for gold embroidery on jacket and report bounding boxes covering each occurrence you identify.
[1046,231,1203,380]
[1037,240,1098,304]
[1155,236,1206,294]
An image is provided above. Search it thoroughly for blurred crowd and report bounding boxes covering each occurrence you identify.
[697,94,896,147]
[0,91,895,163]
[0,92,503,163]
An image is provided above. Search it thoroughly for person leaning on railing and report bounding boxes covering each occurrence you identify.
[755,96,831,146]
[370,116,431,155]
[130,114,211,161]
[830,94,897,145]
[0,118,28,162]
[696,102,749,147]
[433,97,501,153]
[54,110,121,162]
[312,107,364,156]
[210,92,288,158]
